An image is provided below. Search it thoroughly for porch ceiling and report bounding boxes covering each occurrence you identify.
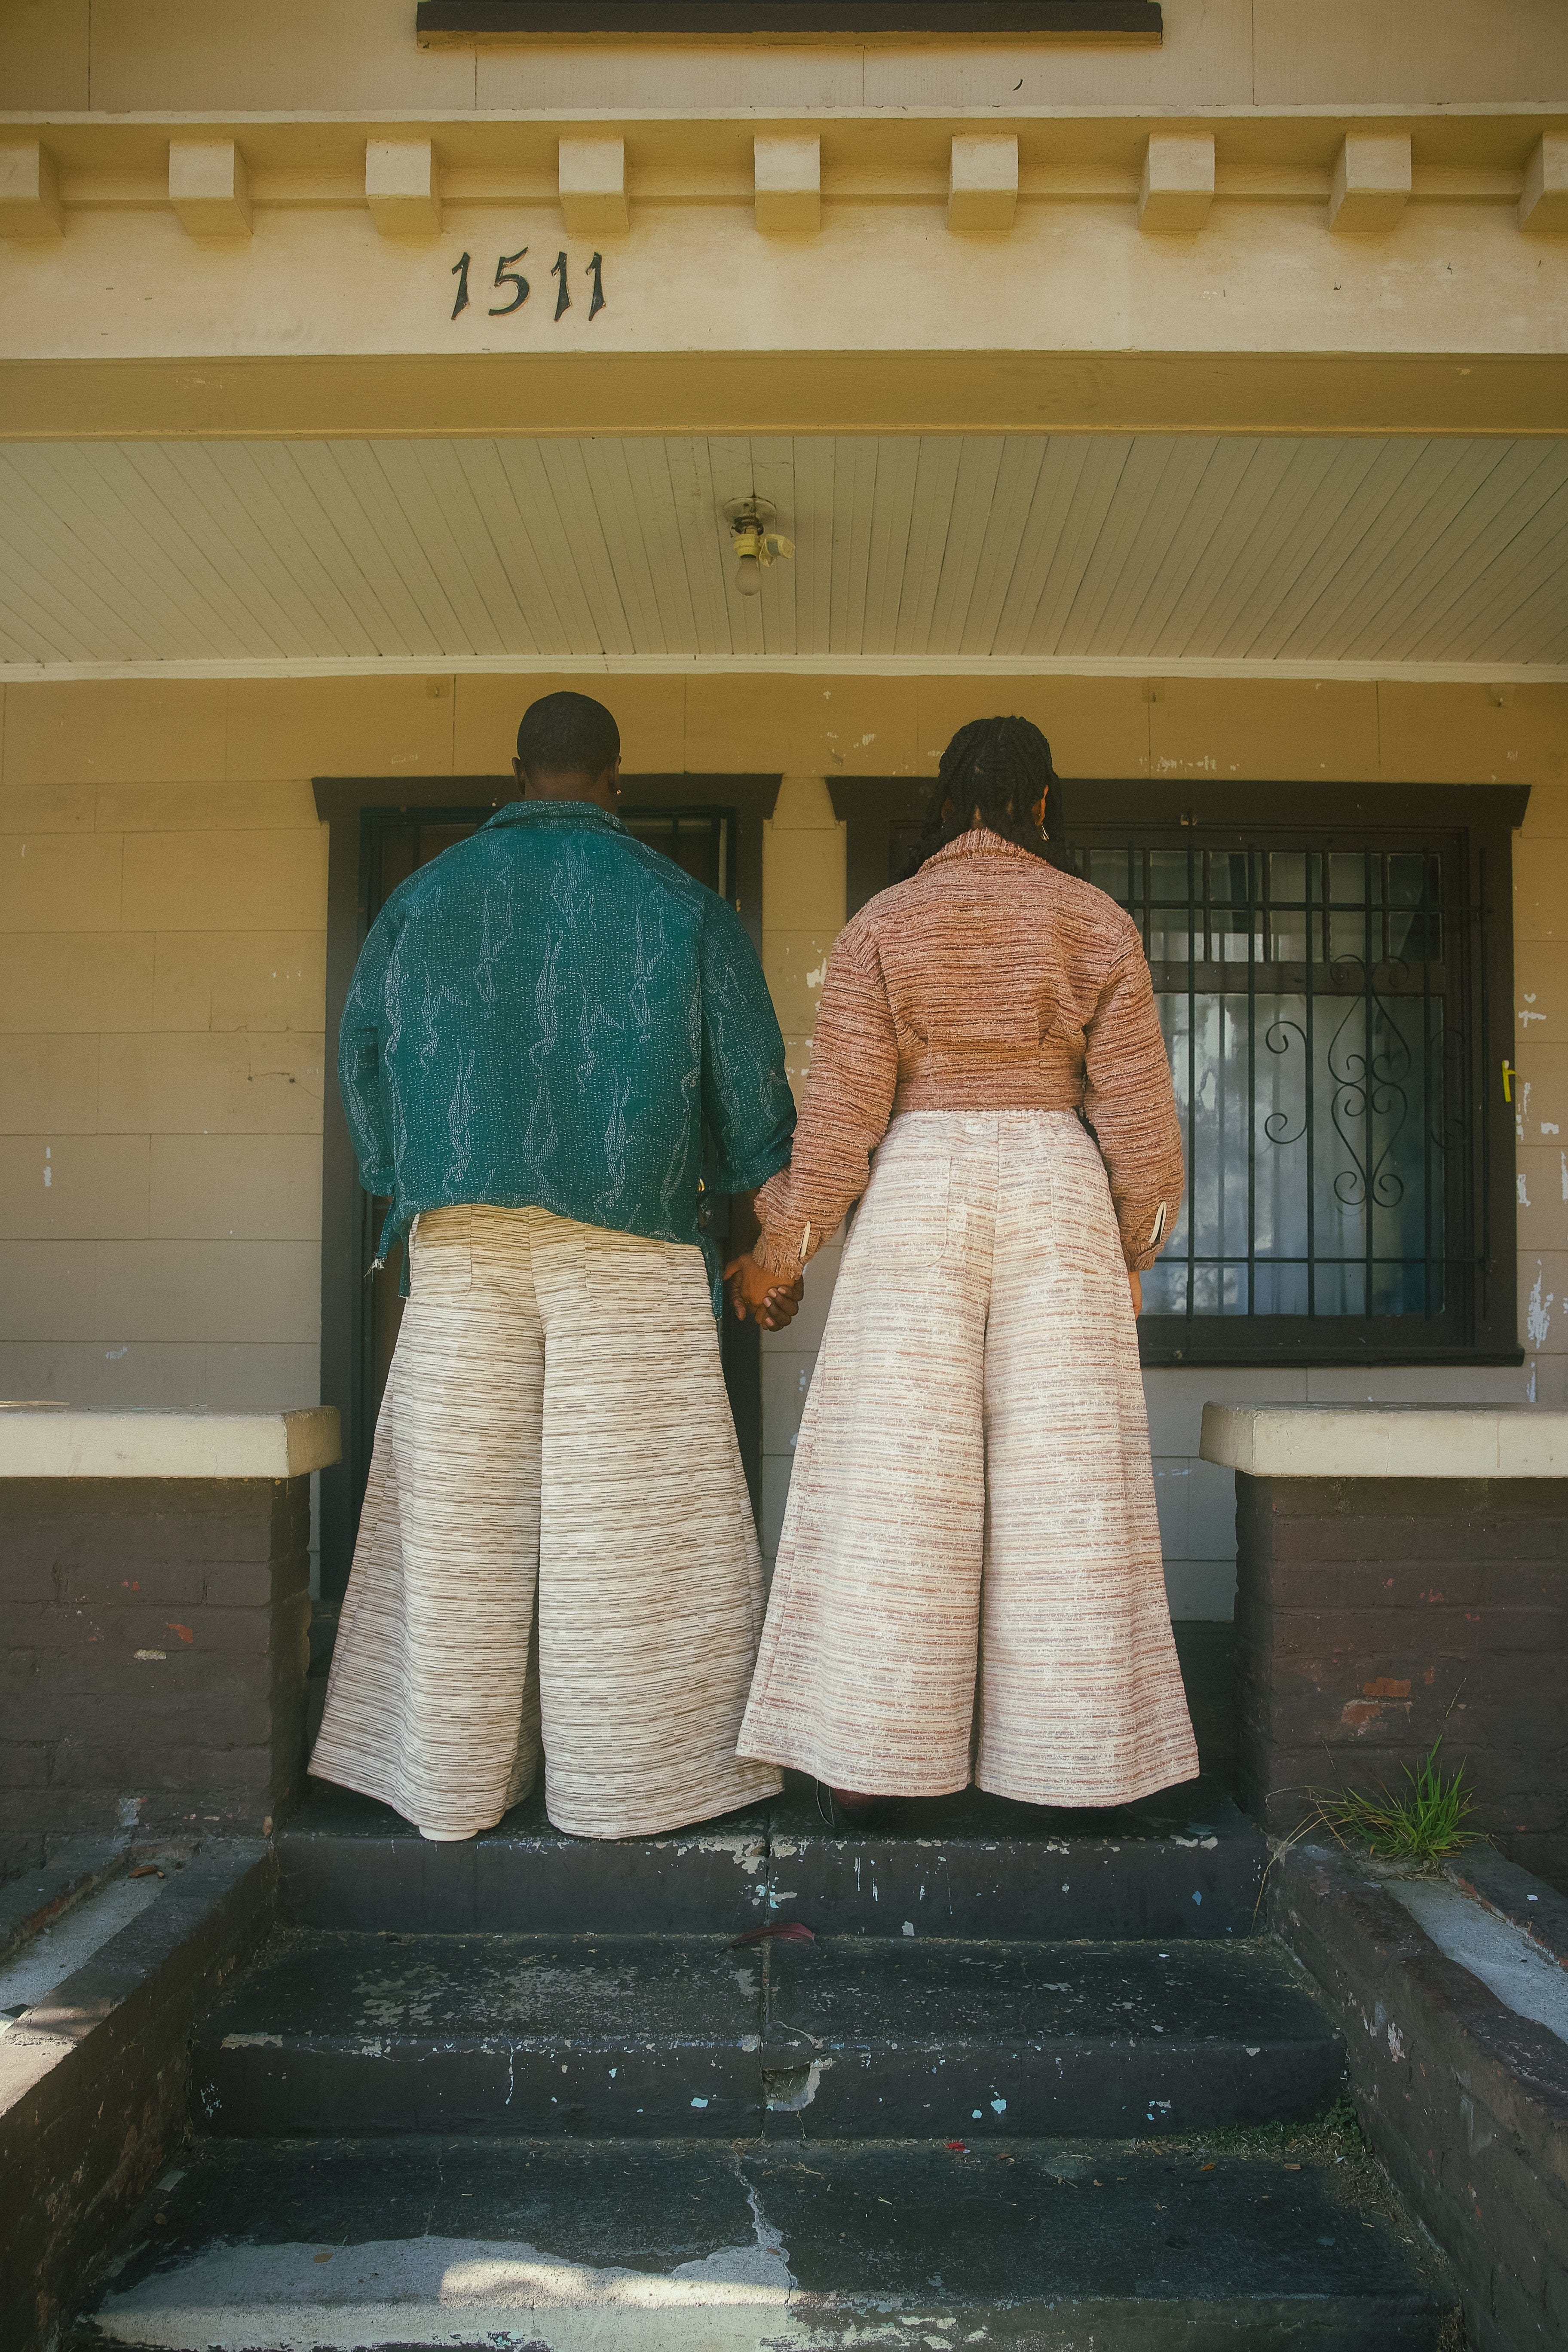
[1,431,1565,680]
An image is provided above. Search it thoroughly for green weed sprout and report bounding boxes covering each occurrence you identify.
[1316,1741,1479,1863]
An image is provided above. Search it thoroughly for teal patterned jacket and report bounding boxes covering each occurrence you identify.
[339,799,796,1311]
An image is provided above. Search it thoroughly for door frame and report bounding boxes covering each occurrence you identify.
[313,770,784,1605]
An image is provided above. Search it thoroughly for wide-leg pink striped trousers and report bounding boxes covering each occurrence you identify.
[738,1112,1198,1805]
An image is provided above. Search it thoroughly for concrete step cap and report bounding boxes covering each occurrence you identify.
[0,1406,340,1479]
[1200,1403,1568,1480]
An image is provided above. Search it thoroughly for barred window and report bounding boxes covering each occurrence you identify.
[1057,784,1524,1367]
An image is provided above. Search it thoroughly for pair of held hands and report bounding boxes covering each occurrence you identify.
[723,1252,1144,1331]
[723,1251,804,1332]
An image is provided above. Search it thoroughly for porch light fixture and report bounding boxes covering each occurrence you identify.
[725,496,795,598]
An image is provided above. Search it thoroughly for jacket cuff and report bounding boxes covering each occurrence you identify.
[753,1226,810,1278]
[1124,1197,1173,1273]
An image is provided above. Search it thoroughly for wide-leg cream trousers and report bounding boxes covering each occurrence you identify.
[738,1112,1199,1806]
[310,1204,782,1840]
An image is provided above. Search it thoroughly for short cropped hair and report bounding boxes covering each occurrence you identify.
[515,692,621,776]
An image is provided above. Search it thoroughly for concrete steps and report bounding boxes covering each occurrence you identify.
[191,1926,1343,2141]
[72,2131,1455,2351]
[279,1775,1265,1940]
[68,1776,1458,2347]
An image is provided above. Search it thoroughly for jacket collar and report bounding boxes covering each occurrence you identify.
[482,799,628,835]
[924,826,1046,870]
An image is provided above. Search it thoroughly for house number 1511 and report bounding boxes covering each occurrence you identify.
[450,248,606,323]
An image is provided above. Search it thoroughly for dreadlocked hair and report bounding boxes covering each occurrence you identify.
[900,714,1058,880]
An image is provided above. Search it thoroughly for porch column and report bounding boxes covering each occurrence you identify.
[1200,1403,1568,1882]
[0,1405,338,1870]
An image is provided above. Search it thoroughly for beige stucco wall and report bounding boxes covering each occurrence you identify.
[1,671,1563,1615]
[5,0,1567,455]
[6,0,1566,115]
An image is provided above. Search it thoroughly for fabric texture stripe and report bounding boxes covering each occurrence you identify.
[739,1111,1200,1806]
[311,1202,782,1841]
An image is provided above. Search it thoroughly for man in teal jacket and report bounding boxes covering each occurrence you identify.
[311,693,797,1844]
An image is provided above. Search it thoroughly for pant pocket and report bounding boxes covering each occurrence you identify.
[411,1204,474,1297]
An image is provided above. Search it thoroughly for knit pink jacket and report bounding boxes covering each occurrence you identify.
[753,828,1185,1277]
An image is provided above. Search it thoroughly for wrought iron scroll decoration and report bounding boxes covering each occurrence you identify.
[1262,1016,1307,1153]
[1323,955,1413,1211]
[1260,963,1419,1209]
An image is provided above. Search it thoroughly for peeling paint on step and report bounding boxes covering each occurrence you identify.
[85,2230,829,2352]
[764,2058,828,2112]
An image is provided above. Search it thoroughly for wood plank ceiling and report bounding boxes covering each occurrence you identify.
[0,433,1564,673]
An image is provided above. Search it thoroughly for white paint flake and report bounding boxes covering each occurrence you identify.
[1527,1268,1555,1348]
[738,2163,795,2291]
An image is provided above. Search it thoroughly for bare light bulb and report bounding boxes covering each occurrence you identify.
[735,552,764,597]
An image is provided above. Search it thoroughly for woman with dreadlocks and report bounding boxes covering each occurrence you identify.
[726,715,1197,1816]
